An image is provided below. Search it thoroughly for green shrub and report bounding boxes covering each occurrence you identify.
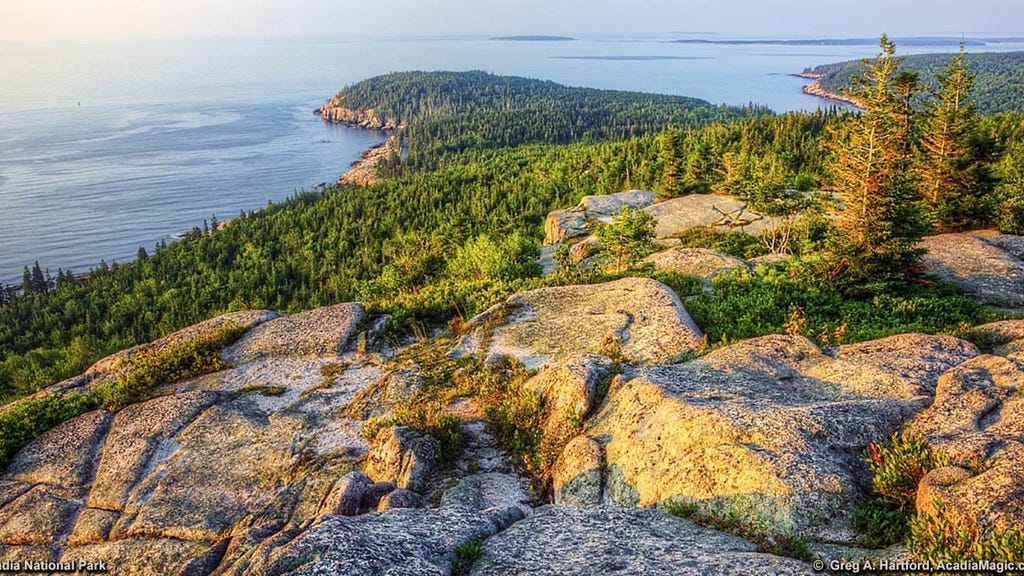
[852,431,950,548]
[909,501,1024,564]
[686,263,989,347]
[452,538,485,576]
[673,227,768,260]
[663,501,812,561]
[0,323,246,467]
[866,432,950,507]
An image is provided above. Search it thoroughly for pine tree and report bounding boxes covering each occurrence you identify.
[824,34,928,280]
[918,45,992,231]
[30,261,47,294]
[596,206,657,272]
[659,129,682,198]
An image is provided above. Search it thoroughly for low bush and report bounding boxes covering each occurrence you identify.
[909,501,1024,564]
[852,431,949,548]
[0,323,246,467]
[663,500,812,561]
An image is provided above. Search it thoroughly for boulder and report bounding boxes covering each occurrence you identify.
[968,319,1024,361]
[221,506,524,576]
[544,209,589,244]
[543,190,658,245]
[364,426,439,492]
[579,190,657,217]
[552,436,603,507]
[441,473,534,517]
[451,277,705,369]
[319,471,375,516]
[470,506,813,576]
[643,194,773,238]
[4,410,111,488]
[377,488,422,512]
[221,302,365,363]
[643,247,750,283]
[920,233,1024,308]
[524,354,609,437]
[909,354,1024,534]
[589,334,977,537]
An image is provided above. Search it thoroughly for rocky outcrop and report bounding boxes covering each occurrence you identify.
[221,302,364,363]
[583,334,978,538]
[451,277,704,369]
[543,192,778,248]
[364,426,439,492]
[470,506,814,575]
[920,233,1024,309]
[643,247,750,285]
[524,355,610,437]
[222,506,525,576]
[8,310,278,405]
[317,102,400,130]
[644,193,776,238]
[552,436,604,507]
[909,350,1024,535]
[0,304,385,575]
[4,291,1020,573]
[543,190,656,244]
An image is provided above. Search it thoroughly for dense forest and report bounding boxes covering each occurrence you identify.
[325,70,764,171]
[2,46,1024,403]
[804,50,1024,114]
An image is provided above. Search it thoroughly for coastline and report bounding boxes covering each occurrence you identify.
[796,73,862,109]
[336,135,399,187]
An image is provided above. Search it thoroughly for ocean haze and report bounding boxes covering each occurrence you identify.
[2,0,1022,40]
[3,34,1024,284]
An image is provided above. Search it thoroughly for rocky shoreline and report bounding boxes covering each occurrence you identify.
[315,102,402,187]
[796,72,862,109]
[337,136,400,187]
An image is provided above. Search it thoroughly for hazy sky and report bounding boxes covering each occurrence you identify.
[2,0,1021,41]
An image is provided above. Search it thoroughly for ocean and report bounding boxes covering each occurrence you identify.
[2,34,1022,285]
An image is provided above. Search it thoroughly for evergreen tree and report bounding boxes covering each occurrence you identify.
[918,45,993,231]
[596,206,657,272]
[659,129,682,198]
[824,35,928,280]
[30,262,46,294]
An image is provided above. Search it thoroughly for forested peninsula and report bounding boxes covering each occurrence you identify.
[802,50,1024,113]
[3,37,1024,572]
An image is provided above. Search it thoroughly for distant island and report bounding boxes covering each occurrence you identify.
[673,36,988,47]
[801,50,1024,114]
[552,55,708,61]
[490,35,575,41]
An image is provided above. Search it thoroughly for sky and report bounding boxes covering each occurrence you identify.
[1,0,1022,41]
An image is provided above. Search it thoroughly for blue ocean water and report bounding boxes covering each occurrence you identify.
[2,34,1022,284]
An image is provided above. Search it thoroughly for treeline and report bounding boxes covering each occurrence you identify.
[804,51,1024,114]
[326,71,764,171]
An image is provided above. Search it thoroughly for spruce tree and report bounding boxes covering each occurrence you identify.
[918,45,992,231]
[659,129,682,198]
[824,34,928,280]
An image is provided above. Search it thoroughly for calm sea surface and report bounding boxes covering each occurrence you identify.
[2,34,1022,284]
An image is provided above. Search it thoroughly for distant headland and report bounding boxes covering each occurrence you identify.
[490,35,575,41]
[672,36,988,47]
